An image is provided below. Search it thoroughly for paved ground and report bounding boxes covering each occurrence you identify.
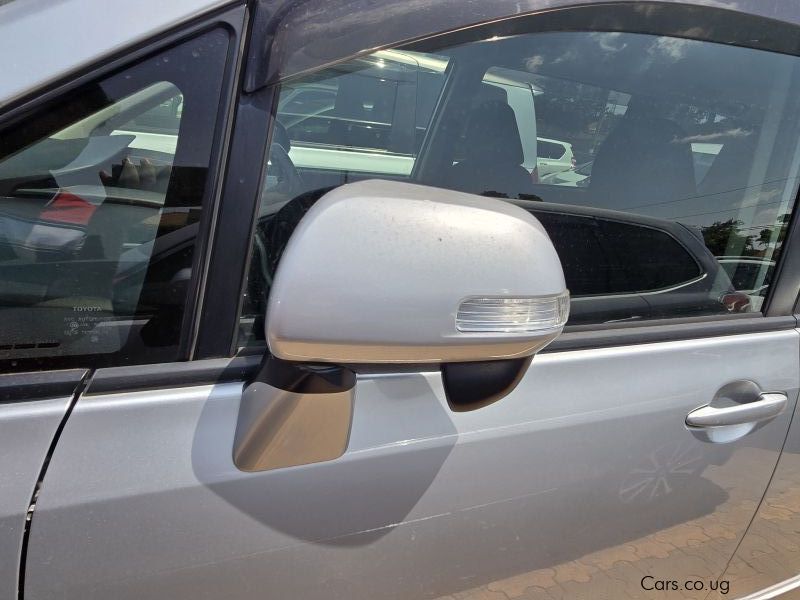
[433,447,797,600]
[722,450,800,599]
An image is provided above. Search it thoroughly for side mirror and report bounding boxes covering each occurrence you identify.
[266,180,568,364]
[234,180,568,472]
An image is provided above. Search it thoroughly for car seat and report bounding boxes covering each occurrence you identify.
[590,115,696,212]
[446,99,532,198]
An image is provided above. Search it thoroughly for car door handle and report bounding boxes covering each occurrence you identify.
[686,392,788,428]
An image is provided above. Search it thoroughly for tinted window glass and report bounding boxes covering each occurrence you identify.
[531,212,611,296]
[240,29,800,344]
[600,221,701,292]
[0,29,229,368]
[118,94,183,136]
[534,212,701,296]
[285,73,398,149]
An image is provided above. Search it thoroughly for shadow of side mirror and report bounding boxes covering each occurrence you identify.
[235,180,568,472]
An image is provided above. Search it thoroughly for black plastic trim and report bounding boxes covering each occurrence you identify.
[443,357,532,412]
[193,86,278,359]
[85,355,262,396]
[257,355,356,394]
[775,179,800,316]
[0,369,87,403]
[178,5,249,358]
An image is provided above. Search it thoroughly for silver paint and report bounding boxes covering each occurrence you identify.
[266,181,567,364]
[25,331,798,599]
[0,396,70,600]
[720,331,800,596]
[0,0,236,111]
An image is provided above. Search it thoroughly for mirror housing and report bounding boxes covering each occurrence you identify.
[266,180,568,364]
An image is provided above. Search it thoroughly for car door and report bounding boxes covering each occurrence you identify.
[20,2,800,600]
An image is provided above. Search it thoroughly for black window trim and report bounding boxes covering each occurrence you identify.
[0,368,88,403]
[192,60,279,360]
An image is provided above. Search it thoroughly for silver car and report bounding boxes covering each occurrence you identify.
[2,1,800,600]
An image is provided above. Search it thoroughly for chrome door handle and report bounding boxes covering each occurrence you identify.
[686,392,788,428]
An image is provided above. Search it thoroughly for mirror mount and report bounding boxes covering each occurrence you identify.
[235,180,568,471]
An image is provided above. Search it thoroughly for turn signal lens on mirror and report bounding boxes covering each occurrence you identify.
[456,293,570,333]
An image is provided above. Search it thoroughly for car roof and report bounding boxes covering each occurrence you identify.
[0,0,235,112]
[537,137,571,148]
[512,198,682,229]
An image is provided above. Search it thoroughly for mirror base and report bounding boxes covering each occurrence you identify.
[442,357,532,412]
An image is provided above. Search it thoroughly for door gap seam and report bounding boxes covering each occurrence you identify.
[17,368,93,600]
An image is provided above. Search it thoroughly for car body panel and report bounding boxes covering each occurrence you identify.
[535,137,574,178]
[26,331,799,599]
[0,395,72,600]
[722,364,800,596]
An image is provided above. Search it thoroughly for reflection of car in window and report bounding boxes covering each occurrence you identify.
[717,256,776,311]
[518,202,749,323]
[540,159,592,187]
[536,137,576,178]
